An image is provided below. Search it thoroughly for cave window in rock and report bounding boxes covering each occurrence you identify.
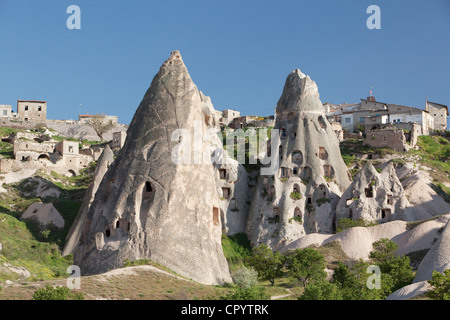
[143,181,155,199]
[323,165,334,178]
[294,207,301,218]
[269,185,275,198]
[116,220,120,229]
[381,209,391,221]
[319,184,328,198]
[307,196,312,205]
[365,185,373,198]
[349,208,353,219]
[219,168,227,180]
[230,198,238,210]
[318,116,326,129]
[293,183,300,193]
[222,187,231,199]
[293,167,298,175]
[213,207,219,226]
[279,145,283,159]
[127,222,131,232]
[318,147,328,160]
[292,151,302,164]
[281,128,287,138]
[302,167,311,180]
[386,194,393,205]
[280,167,288,179]
[273,207,280,218]
[105,228,111,238]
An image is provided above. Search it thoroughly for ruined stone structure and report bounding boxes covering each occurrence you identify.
[72,51,232,285]
[17,100,47,122]
[246,69,352,250]
[364,124,410,153]
[336,161,414,224]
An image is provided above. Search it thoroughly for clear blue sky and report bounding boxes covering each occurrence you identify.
[1,0,449,125]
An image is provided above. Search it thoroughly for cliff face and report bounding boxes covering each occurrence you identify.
[246,69,352,250]
[73,51,231,285]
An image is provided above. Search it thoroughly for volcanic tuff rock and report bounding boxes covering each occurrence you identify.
[63,145,115,257]
[73,51,231,285]
[246,69,352,250]
[414,219,450,282]
[336,161,414,224]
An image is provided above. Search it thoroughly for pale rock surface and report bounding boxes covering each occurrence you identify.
[73,51,231,285]
[386,280,431,300]
[336,161,413,224]
[414,219,450,282]
[63,145,115,256]
[21,202,65,229]
[246,69,351,250]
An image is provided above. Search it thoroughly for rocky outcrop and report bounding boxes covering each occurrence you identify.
[246,69,352,250]
[21,203,65,229]
[72,51,231,285]
[63,145,115,256]
[336,161,414,224]
[414,219,450,282]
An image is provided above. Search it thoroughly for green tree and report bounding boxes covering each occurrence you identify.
[426,269,450,300]
[245,244,284,286]
[299,281,343,300]
[369,238,414,292]
[284,248,327,287]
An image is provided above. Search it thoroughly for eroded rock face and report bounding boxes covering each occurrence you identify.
[246,69,352,250]
[335,161,414,224]
[63,145,115,257]
[73,51,231,285]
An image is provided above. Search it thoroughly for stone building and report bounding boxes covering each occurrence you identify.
[110,131,127,150]
[0,105,13,118]
[17,100,47,121]
[427,101,448,131]
[364,124,410,153]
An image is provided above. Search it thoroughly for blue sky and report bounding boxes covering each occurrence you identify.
[0,0,449,125]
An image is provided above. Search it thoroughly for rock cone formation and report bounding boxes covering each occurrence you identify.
[246,69,352,250]
[414,219,450,282]
[335,161,414,224]
[73,51,231,285]
[63,145,115,256]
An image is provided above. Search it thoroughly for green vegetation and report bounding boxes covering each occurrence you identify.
[284,248,327,286]
[316,197,330,206]
[410,136,450,181]
[426,269,450,300]
[290,192,302,200]
[221,233,252,267]
[32,284,84,300]
[336,217,378,233]
[245,244,284,286]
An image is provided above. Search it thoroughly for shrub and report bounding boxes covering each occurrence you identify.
[290,192,302,200]
[32,285,84,300]
[299,281,343,300]
[231,265,258,289]
[245,244,284,286]
[426,269,450,300]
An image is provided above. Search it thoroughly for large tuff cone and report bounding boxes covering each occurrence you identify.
[73,51,232,285]
[246,69,352,250]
